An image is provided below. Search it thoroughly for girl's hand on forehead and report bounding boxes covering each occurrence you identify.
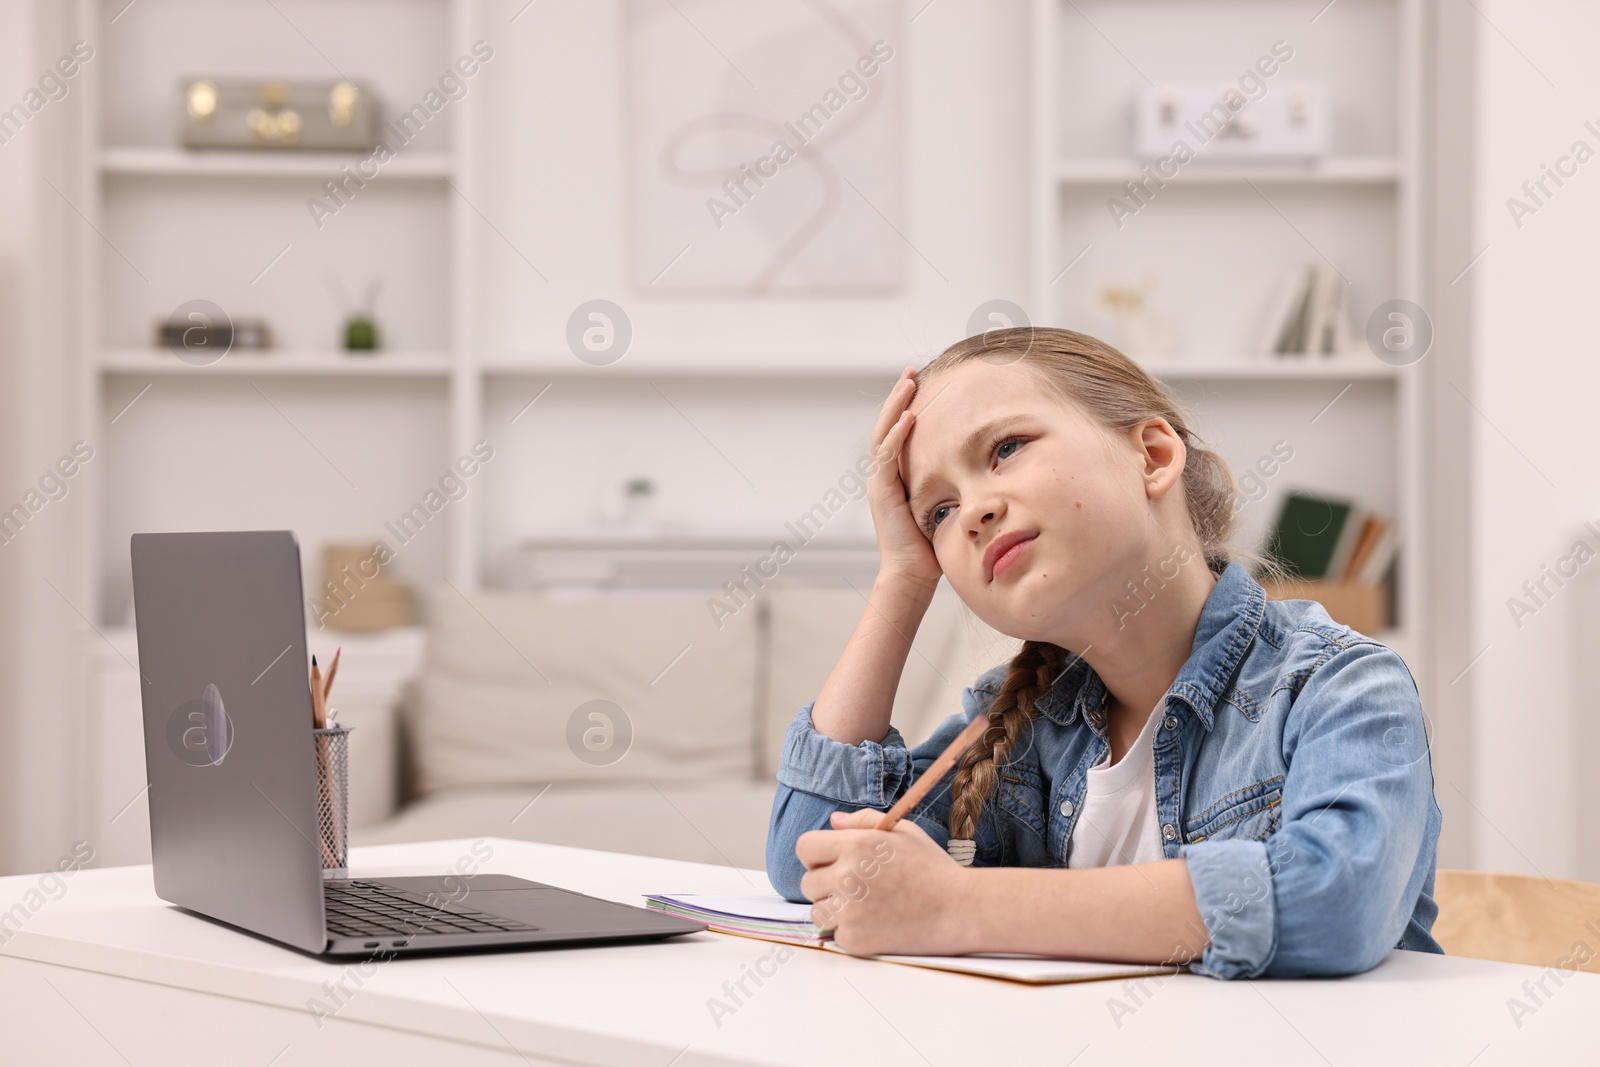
[866,367,942,591]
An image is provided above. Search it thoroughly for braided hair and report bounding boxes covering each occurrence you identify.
[947,640,1072,842]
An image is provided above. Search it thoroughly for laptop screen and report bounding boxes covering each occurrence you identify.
[131,530,327,952]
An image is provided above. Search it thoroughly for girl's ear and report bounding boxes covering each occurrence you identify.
[1131,417,1185,500]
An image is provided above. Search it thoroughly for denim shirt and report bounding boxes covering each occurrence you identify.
[765,560,1444,979]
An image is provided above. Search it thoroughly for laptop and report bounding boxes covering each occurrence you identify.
[130,530,706,956]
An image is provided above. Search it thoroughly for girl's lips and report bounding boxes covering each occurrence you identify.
[990,535,1036,581]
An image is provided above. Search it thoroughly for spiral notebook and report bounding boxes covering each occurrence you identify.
[642,893,1180,985]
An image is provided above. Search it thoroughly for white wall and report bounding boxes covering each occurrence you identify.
[0,0,90,875]
[1465,0,1600,881]
[471,0,1035,578]
[476,0,1032,363]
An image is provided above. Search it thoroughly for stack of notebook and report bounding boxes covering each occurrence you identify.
[643,893,1181,985]
[643,893,830,946]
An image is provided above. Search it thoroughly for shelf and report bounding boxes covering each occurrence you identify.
[92,625,426,666]
[514,536,879,591]
[99,147,454,180]
[478,353,1398,382]
[96,348,1398,382]
[1138,355,1400,381]
[479,355,907,378]
[1054,157,1401,185]
[98,349,453,377]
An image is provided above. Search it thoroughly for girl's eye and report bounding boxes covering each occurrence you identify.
[921,437,1025,535]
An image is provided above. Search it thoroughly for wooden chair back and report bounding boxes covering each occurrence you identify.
[1432,869,1600,972]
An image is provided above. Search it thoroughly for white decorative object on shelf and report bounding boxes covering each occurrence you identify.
[1096,276,1178,359]
[1135,82,1329,160]
[620,478,659,537]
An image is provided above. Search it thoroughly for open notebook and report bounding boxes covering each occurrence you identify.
[643,893,1180,985]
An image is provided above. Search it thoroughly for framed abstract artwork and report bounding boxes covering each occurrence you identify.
[628,0,905,292]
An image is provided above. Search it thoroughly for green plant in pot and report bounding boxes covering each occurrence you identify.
[330,275,383,355]
[344,315,379,351]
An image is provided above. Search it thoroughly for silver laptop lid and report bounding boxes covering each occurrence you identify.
[131,530,326,952]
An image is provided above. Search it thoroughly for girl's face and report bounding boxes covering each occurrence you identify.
[903,359,1180,642]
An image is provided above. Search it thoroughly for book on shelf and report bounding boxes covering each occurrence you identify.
[1261,489,1395,585]
[1257,490,1396,634]
[1258,264,1355,357]
[642,893,1175,985]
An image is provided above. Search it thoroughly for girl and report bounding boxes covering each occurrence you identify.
[765,327,1442,979]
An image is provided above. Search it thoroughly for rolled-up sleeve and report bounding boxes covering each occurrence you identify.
[765,701,915,902]
[1179,640,1438,979]
[775,701,914,808]
[1178,837,1279,978]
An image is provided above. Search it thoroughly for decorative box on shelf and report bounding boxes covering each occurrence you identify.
[182,78,379,151]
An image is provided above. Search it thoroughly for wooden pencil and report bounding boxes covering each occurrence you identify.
[873,711,994,832]
[321,646,341,702]
[310,656,327,729]
[309,655,335,867]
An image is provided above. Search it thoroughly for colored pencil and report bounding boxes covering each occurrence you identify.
[310,656,327,729]
[873,711,994,832]
[322,646,341,702]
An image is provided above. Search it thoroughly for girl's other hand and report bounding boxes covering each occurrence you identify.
[867,367,942,591]
[797,807,972,956]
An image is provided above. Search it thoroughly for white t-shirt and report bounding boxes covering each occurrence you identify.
[1064,701,1165,868]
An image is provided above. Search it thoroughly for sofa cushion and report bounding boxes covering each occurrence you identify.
[899,592,1026,742]
[406,587,761,795]
[759,582,1022,775]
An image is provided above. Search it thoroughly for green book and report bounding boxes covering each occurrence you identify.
[1263,491,1355,580]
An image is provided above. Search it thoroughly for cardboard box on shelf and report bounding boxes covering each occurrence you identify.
[1258,578,1387,636]
[319,543,414,632]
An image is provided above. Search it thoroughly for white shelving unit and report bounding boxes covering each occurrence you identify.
[79,0,484,624]
[73,0,484,863]
[1029,0,1427,673]
[76,0,1428,634]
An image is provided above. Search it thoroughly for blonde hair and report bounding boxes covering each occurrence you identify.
[917,326,1259,842]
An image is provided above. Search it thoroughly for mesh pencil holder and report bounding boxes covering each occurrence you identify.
[312,724,354,878]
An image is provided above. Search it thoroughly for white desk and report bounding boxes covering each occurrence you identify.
[1,838,1594,1066]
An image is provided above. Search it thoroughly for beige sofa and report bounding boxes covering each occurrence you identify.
[351,582,1020,871]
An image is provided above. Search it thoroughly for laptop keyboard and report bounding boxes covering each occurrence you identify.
[323,880,540,940]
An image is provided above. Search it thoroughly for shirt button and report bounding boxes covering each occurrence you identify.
[1164,715,1178,731]
[1162,823,1177,841]
[1059,799,1074,818]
